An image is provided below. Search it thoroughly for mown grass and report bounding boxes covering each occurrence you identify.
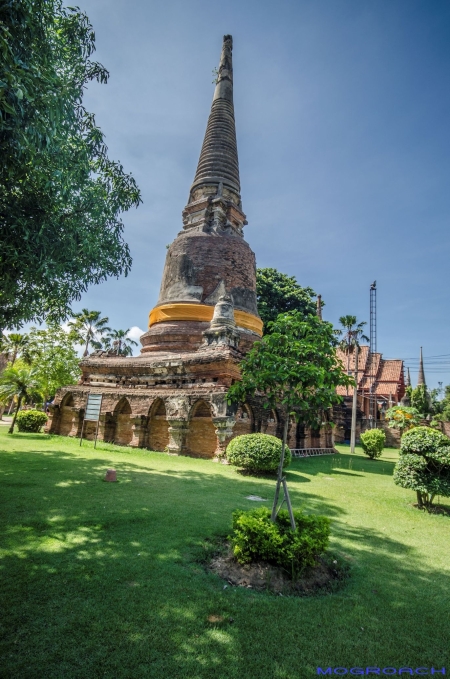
[0,428,449,678]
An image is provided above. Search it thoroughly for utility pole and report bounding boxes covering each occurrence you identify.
[369,281,377,428]
[350,343,359,453]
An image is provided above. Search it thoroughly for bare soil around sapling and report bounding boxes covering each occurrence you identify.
[207,541,350,596]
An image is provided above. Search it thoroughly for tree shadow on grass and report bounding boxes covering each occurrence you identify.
[1,444,449,678]
[291,453,397,478]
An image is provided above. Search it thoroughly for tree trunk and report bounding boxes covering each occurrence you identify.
[350,344,359,453]
[271,416,289,522]
[8,395,22,434]
[346,349,350,396]
[83,336,89,357]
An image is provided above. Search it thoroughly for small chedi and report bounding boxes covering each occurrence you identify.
[47,36,333,456]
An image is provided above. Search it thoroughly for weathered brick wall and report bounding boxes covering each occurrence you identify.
[442,422,450,438]
[82,420,97,441]
[158,231,258,315]
[148,417,169,451]
[115,413,133,446]
[362,421,401,448]
[60,407,79,437]
[186,418,217,458]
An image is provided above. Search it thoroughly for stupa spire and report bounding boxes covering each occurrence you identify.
[417,347,426,386]
[406,367,411,387]
[190,35,241,198]
[316,294,322,320]
[141,35,262,354]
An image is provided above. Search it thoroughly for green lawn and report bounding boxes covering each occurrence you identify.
[0,428,449,678]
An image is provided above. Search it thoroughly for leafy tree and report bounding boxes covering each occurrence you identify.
[385,405,422,431]
[26,325,81,403]
[256,268,317,330]
[0,363,41,433]
[68,310,110,356]
[228,312,352,523]
[0,0,141,330]
[393,426,450,509]
[335,316,369,392]
[104,328,138,356]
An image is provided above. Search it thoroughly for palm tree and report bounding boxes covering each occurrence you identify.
[68,310,110,357]
[336,315,369,395]
[104,329,138,356]
[2,333,29,365]
[0,364,41,433]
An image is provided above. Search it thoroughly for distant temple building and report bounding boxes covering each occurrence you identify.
[334,346,405,443]
[47,36,331,455]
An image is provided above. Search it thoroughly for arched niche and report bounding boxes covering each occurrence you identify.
[147,399,169,452]
[60,393,78,436]
[114,397,133,446]
[186,400,217,458]
[234,403,254,437]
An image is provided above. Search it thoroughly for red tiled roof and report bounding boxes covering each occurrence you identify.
[378,359,403,382]
[335,347,404,401]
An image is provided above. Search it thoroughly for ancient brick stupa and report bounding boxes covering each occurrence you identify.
[47,35,276,457]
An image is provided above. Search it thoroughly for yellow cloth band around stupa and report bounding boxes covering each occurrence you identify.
[149,303,263,336]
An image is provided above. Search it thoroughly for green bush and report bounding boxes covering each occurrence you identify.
[16,409,48,433]
[393,426,450,508]
[226,433,291,473]
[360,429,386,459]
[231,507,330,577]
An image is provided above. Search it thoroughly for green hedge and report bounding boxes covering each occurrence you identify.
[231,507,330,577]
[16,410,48,433]
[360,429,386,459]
[226,433,291,473]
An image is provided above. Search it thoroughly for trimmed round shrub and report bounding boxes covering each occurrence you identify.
[393,426,450,508]
[360,428,386,459]
[400,426,450,460]
[231,507,330,576]
[16,410,48,433]
[226,433,291,473]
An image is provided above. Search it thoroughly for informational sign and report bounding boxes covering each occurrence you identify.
[80,393,103,447]
[84,394,102,421]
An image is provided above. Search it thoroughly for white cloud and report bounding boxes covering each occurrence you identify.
[127,326,145,342]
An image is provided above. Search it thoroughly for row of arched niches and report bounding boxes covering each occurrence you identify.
[55,393,330,458]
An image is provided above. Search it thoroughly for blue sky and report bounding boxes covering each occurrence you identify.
[74,0,449,388]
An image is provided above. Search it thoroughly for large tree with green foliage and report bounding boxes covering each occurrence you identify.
[25,325,81,403]
[0,0,141,330]
[228,312,352,523]
[256,268,317,330]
